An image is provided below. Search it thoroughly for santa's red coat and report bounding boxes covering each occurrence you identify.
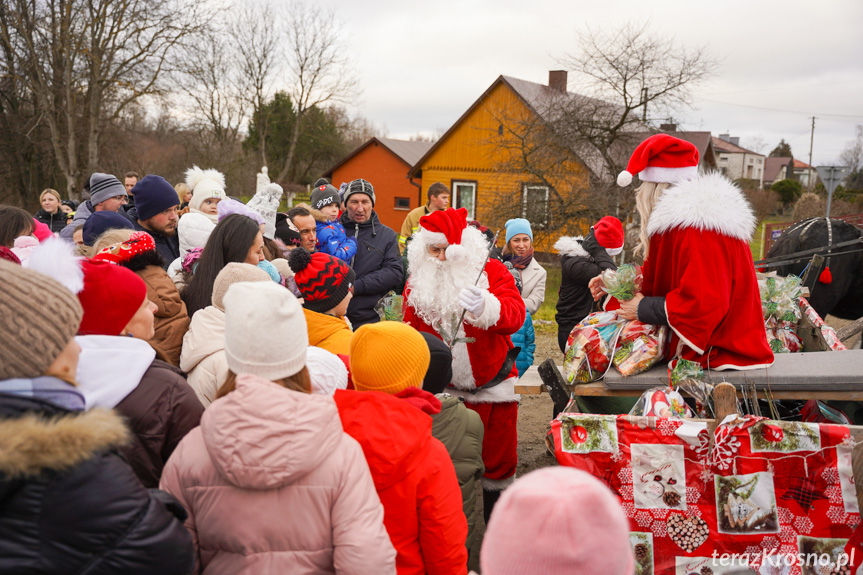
[623,173,774,370]
[403,258,525,395]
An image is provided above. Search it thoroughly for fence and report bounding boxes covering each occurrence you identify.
[761,213,863,259]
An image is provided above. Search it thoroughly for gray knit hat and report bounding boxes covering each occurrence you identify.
[344,178,376,207]
[310,179,340,211]
[0,260,83,379]
[89,173,127,207]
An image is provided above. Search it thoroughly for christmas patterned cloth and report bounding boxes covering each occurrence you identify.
[551,413,860,574]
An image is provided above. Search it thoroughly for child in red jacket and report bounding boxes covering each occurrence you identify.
[334,321,468,575]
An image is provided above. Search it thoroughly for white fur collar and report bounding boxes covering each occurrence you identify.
[646,172,756,241]
[554,236,588,258]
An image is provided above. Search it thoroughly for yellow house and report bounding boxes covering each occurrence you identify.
[408,71,593,253]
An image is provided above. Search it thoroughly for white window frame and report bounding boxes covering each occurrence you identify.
[521,184,549,228]
[394,197,411,211]
[453,181,477,220]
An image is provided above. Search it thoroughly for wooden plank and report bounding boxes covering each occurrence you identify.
[852,427,863,516]
[713,383,739,421]
[836,316,863,342]
[603,350,863,391]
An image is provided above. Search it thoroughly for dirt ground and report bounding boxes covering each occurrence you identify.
[467,316,859,571]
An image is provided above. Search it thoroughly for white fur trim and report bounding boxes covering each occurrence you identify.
[553,236,588,258]
[445,243,467,262]
[606,247,623,256]
[422,230,448,246]
[482,475,515,490]
[646,172,756,241]
[665,299,705,356]
[447,376,520,404]
[28,238,84,294]
[617,170,633,187]
[467,290,501,330]
[450,340,477,392]
[639,165,698,184]
[711,361,774,371]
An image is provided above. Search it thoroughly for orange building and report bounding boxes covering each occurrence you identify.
[408,72,592,253]
[323,137,432,232]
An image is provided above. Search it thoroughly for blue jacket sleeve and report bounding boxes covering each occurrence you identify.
[318,221,358,263]
[513,312,536,377]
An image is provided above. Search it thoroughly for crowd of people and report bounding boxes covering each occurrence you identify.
[0,133,775,574]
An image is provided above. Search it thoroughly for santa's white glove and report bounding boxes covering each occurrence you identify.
[459,285,486,317]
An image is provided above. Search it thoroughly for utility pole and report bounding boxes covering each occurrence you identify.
[642,87,648,123]
[808,117,816,190]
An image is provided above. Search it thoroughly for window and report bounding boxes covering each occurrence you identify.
[453,181,477,220]
[394,197,411,210]
[522,184,549,227]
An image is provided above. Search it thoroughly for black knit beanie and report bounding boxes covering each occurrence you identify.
[420,332,453,394]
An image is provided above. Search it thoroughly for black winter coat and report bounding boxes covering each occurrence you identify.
[34,209,68,234]
[340,211,404,328]
[116,360,204,488]
[0,393,195,574]
[554,232,617,351]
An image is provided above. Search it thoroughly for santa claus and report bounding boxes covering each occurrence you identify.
[403,207,525,516]
[593,134,774,371]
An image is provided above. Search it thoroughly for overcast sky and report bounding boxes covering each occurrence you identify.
[313,0,863,166]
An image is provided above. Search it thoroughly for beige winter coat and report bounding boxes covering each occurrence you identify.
[180,306,227,407]
[519,257,547,315]
[160,374,396,574]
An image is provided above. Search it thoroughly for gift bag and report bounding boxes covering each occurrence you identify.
[613,320,669,377]
[629,386,694,418]
[563,311,626,383]
[374,291,404,322]
[601,264,643,301]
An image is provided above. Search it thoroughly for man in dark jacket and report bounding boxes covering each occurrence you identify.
[59,173,129,240]
[127,175,180,269]
[553,216,625,353]
[339,178,403,328]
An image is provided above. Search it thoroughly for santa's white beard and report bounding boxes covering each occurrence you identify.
[406,226,491,332]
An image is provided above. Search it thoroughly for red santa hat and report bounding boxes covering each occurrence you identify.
[419,207,470,261]
[592,216,624,255]
[78,260,148,336]
[617,134,699,187]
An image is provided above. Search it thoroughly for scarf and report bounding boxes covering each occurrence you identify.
[503,247,534,270]
[0,376,85,411]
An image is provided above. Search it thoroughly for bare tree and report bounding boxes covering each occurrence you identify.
[840,125,863,172]
[275,1,359,183]
[557,22,718,179]
[0,0,209,198]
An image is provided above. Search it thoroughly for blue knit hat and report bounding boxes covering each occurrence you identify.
[132,175,179,221]
[505,218,533,244]
[82,211,134,246]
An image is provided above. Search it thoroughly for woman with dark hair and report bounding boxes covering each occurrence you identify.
[180,213,265,317]
[0,205,35,247]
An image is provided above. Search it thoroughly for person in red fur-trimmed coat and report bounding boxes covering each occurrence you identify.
[402,207,525,522]
[592,134,774,371]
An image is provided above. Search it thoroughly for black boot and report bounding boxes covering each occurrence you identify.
[483,488,502,525]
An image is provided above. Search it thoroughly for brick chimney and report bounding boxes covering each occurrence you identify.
[548,70,567,92]
[660,123,677,132]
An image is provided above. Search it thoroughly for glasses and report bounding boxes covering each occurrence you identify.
[427,244,447,257]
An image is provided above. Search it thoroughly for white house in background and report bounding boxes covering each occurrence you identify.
[793,159,818,189]
[712,134,766,188]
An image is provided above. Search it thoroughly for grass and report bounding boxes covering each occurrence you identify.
[750,216,787,260]
[534,266,561,327]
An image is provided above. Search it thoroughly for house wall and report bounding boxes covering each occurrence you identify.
[717,152,765,188]
[417,81,591,253]
[329,142,418,232]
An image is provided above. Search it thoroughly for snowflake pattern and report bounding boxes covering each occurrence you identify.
[610,450,624,463]
[780,544,797,557]
[686,486,701,504]
[620,483,633,501]
[711,424,742,471]
[685,505,703,518]
[760,536,780,550]
[780,524,796,543]
[827,506,847,524]
[658,418,678,436]
[650,520,667,538]
[826,485,843,505]
[793,516,813,534]
[777,507,794,525]
[635,511,653,528]
[822,466,839,485]
[699,467,715,484]
[622,501,635,519]
[650,508,670,520]
[618,467,633,484]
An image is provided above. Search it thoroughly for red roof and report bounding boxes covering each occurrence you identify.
[712,137,762,156]
[793,159,813,169]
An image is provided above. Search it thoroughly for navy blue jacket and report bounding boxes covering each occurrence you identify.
[340,211,404,328]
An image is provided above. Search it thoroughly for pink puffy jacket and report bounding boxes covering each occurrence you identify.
[160,374,396,574]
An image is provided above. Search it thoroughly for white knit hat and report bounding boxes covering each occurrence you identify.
[306,346,348,396]
[185,166,226,223]
[223,281,308,380]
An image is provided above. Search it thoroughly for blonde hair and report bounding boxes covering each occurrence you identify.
[88,227,136,257]
[175,182,191,203]
[216,367,312,399]
[40,188,62,203]
[634,181,671,259]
